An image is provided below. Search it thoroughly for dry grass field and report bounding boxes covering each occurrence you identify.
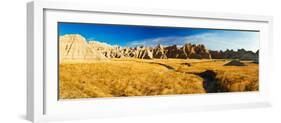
[59,58,258,99]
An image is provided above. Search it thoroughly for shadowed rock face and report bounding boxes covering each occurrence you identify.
[153,44,167,59]
[182,43,212,59]
[224,60,246,66]
[60,34,259,61]
[210,49,258,61]
[164,44,212,59]
[165,45,181,58]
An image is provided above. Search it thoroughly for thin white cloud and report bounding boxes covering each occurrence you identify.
[127,32,259,51]
[128,36,187,47]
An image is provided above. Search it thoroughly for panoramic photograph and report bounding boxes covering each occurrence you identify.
[58,22,259,99]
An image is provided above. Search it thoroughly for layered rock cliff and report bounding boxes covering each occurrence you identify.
[59,34,258,61]
[209,49,258,60]
[59,34,106,61]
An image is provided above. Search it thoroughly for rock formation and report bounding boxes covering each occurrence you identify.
[139,47,154,59]
[181,43,212,59]
[88,41,123,58]
[224,60,246,66]
[164,44,212,59]
[59,34,258,61]
[130,46,150,59]
[153,44,167,59]
[210,49,258,61]
[165,45,181,58]
[209,50,224,59]
[87,40,156,59]
[59,34,106,62]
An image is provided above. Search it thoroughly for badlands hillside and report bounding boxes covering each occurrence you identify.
[59,34,258,62]
[59,34,106,61]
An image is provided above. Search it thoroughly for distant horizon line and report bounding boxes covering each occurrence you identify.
[59,34,259,52]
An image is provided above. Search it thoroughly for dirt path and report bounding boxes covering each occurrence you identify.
[128,60,176,70]
[145,62,175,70]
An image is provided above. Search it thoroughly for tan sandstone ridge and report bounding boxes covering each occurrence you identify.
[88,40,154,59]
[59,34,258,62]
[59,34,106,62]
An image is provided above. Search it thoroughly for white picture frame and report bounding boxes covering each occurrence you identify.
[27,0,273,122]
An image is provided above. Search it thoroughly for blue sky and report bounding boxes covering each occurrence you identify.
[59,22,259,51]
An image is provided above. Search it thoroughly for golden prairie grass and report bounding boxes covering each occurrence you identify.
[59,58,258,99]
[175,60,259,92]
